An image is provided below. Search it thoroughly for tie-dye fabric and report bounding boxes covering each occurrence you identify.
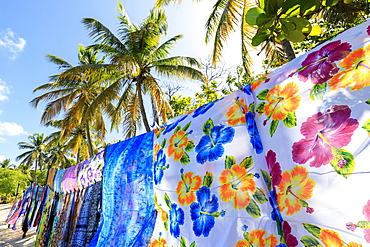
[62,165,80,193]
[150,20,370,246]
[90,132,156,247]
[77,151,105,189]
[53,169,66,193]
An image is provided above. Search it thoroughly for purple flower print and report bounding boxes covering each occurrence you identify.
[292,105,358,167]
[298,40,352,84]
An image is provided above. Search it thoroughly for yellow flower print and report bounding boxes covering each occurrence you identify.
[277,166,315,215]
[219,165,256,209]
[264,82,301,121]
[225,98,248,126]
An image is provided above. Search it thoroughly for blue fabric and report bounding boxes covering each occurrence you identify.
[89,131,156,247]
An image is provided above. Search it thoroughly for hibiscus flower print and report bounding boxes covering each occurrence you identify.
[265,150,282,187]
[176,170,202,205]
[167,128,194,165]
[276,166,315,216]
[219,164,256,209]
[169,203,185,238]
[329,44,370,91]
[149,235,168,247]
[264,82,301,121]
[319,229,362,247]
[246,112,263,154]
[225,97,248,126]
[236,229,278,246]
[162,115,188,135]
[195,121,235,164]
[292,105,359,168]
[154,149,169,185]
[190,186,224,237]
[297,40,352,84]
[192,98,221,118]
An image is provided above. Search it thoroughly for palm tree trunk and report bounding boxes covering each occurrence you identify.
[281,39,296,61]
[137,85,151,132]
[151,99,160,127]
[85,122,94,157]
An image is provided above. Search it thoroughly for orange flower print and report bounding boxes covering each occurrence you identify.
[329,45,370,91]
[153,144,161,161]
[236,229,278,247]
[219,165,256,209]
[154,194,168,223]
[176,171,202,205]
[167,130,189,161]
[319,229,362,247]
[225,98,248,126]
[276,166,315,215]
[251,72,271,91]
[264,82,301,121]
[149,236,168,247]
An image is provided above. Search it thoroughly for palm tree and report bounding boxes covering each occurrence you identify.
[30,44,117,157]
[0,159,13,169]
[82,3,206,139]
[47,141,75,169]
[156,0,256,75]
[16,133,48,183]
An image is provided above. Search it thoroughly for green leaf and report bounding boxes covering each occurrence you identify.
[164,220,168,231]
[185,140,195,152]
[362,119,370,135]
[180,237,187,247]
[269,120,279,137]
[174,126,181,133]
[310,83,327,101]
[330,148,355,178]
[265,0,283,15]
[182,122,192,132]
[203,172,214,188]
[256,102,266,115]
[239,156,253,169]
[249,102,255,113]
[252,29,270,46]
[225,156,236,169]
[257,89,269,100]
[245,199,261,218]
[180,152,191,165]
[366,99,370,105]
[252,187,268,204]
[164,193,172,208]
[324,0,340,6]
[283,112,297,127]
[256,13,273,26]
[286,30,306,42]
[261,169,272,191]
[303,223,321,239]
[245,7,265,25]
[161,138,167,149]
[282,0,301,12]
[357,221,370,229]
[202,118,214,136]
[300,0,320,15]
[189,242,196,247]
[300,236,321,246]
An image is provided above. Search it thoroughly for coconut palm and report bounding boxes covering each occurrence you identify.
[16,133,48,183]
[30,44,117,157]
[82,3,206,139]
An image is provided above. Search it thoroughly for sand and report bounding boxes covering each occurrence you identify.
[0,204,36,247]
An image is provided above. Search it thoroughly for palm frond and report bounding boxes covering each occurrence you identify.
[46,54,72,70]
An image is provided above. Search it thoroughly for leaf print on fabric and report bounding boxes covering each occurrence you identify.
[169,203,185,238]
[292,105,358,168]
[225,97,248,126]
[245,112,263,154]
[297,40,352,84]
[346,199,370,243]
[263,82,301,122]
[329,44,370,91]
[154,149,169,185]
[190,186,224,237]
[167,124,194,165]
[236,228,279,247]
[195,119,235,164]
[219,164,256,209]
[176,170,202,206]
[277,166,315,216]
[362,119,370,135]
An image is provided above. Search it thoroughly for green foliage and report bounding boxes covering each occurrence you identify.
[0,168,30,203]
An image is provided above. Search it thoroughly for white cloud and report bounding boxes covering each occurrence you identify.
[0,122,26,136]
[0,28,26,59]
[0,155,5,162]
[0,137,6,143]
[0,79,10,101]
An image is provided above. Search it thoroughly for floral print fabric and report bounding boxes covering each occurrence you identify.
[77,150,105,189]
[150,19,370,246]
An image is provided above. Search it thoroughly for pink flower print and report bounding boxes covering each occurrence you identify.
[292,105,358,167]
[298,40,352,84]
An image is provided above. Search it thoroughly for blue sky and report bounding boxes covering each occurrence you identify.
[0,0,247,165]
